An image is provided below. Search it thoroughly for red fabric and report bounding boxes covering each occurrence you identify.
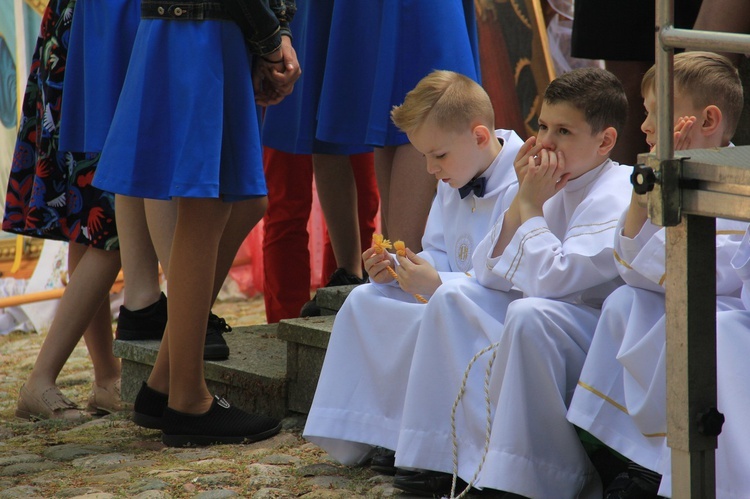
[230,148,379,323]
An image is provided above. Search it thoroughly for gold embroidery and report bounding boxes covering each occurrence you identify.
[613,250,633,270]
[577,381,629,414]
[458,244,469,262]
[643,431,668,438]
[565,218,620,237]
[505,226,550,283]
[615,230,745,288]
[509,226,549,273]
[504,222,618,284]
[562,223,618,244]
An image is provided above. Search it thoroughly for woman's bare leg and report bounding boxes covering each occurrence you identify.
[24,242,121,393]
[144,198,178,275]
[312,154,362,277]
[212,197,267,301]
[376,143,434,251]
[157,197,231,413]
[115,195,164,310]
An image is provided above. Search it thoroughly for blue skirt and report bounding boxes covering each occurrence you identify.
[59,0,140,152]
[94,19,265,201]
[316,0,480,148]
[261,0,371,155]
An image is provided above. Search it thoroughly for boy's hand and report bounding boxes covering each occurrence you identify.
[517,149,569,220]
[622,188,650,238]
[624,115,696,238]
[362,246,396,284]
[674,116,696,151]
[395,248,441,295]
[513,136,543,185]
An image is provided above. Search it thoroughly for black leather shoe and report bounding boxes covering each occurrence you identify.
[393,469,467,497]
[604,462,662,499]
[370,448,396,475]
[394,469,525,498]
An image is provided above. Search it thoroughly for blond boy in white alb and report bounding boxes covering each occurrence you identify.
[303,70,524,466]
[567,51,748,498]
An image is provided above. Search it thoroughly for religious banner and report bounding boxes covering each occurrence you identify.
[476,0,555,140]
[475,0,602,139]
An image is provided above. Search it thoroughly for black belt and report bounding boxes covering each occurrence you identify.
[141,1,231,20]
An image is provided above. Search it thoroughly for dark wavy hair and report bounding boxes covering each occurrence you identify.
[544,67,628,135]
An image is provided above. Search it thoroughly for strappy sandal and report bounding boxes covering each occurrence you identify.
[15,384,88,421]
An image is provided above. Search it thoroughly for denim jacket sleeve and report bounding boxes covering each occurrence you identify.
[223,0,296,56]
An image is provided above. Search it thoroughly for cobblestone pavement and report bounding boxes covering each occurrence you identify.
[0,296,426,499]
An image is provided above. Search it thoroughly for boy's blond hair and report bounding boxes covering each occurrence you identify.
[641,51,743,142]
[391,70,494,134]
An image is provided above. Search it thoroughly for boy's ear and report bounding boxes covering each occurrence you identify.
[597,127,618,156]
[699,105,723,137]
[472,124,492,147]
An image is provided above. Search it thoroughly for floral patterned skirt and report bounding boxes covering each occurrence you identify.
[3,0,118,250]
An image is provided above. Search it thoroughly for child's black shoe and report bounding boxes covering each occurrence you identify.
[604,461,662,499]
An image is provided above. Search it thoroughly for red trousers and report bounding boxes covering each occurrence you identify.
[262,148,379,323]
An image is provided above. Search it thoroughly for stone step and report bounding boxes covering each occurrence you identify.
[114,323,288,419]
[314,284,358,315]
[115,285,355,418]
[277,315,335,414]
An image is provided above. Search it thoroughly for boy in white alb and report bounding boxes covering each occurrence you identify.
[566,52,748,498]
[704,229,750,498]
[303,70,525,464]
[393,67,632,498]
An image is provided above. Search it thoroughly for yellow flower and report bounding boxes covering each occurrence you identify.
[394,240,406,257]
[372,233,393,254]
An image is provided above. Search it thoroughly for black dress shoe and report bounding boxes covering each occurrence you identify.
[393,469,467,497]
[604,462,662,499]
[369,448,397,475]
[394,469,526,498]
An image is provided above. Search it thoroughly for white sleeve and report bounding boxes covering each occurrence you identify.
[613,210,666,292]
[419,189,450,272]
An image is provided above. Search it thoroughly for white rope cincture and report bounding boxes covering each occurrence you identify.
[446,340,503,499]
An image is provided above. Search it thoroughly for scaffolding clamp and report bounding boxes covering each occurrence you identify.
[633,153,685,227]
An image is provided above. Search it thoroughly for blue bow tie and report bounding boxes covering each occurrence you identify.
[458,177,487,199]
